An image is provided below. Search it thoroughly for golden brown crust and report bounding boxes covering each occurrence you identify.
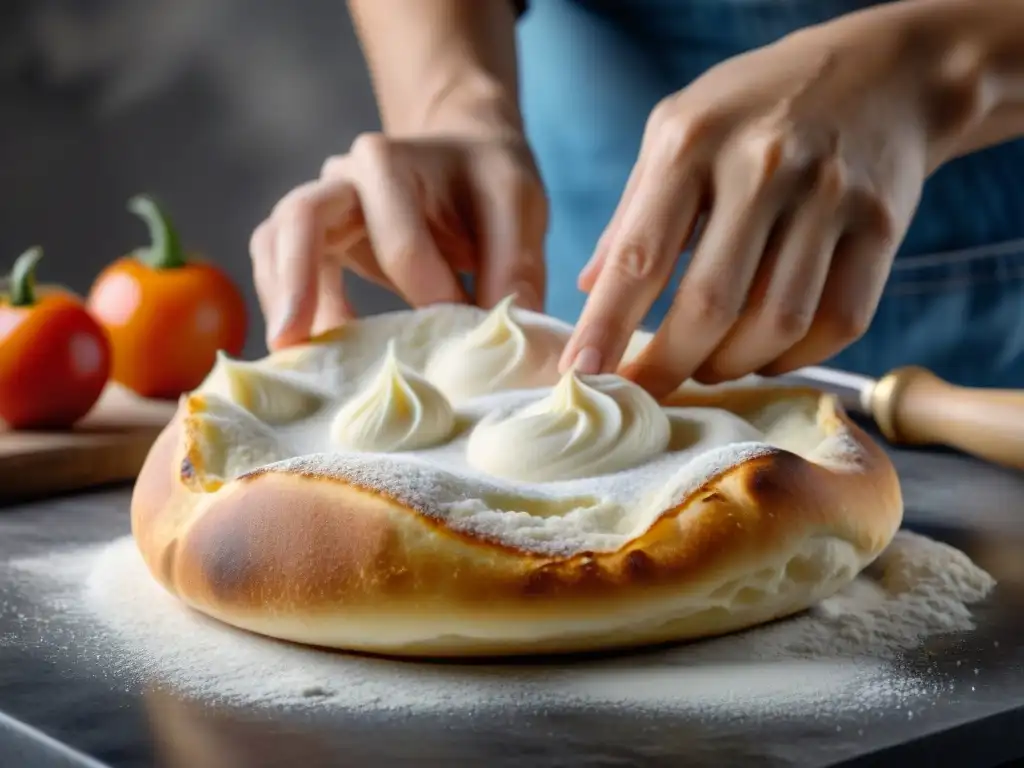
[131,379,903,657]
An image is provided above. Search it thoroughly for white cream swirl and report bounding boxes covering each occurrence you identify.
[424,295,565,403]
[199,351,324,425]
[466,370,671,481]
[331,340,455,452]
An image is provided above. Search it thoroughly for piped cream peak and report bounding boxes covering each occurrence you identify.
[199,351,323,424]
[476,294,522,347]
[424,295,564,402]
[466,371,672,482]
[331,339,455,452]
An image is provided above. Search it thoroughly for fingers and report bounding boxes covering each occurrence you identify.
[342,235,395,289]
[253,208,347,351]
[757,185,903,376]
[250,219,283,348]
[621,143,786,396]
[694,159,845,382]
[252,177,361,350]
[560,160,703,375]
[251,206,321,352]
[254,133,552,352]
[577,160,646,293]
[348,135,466,308]
[469,157,548,311]
[758,229,896,376]
[311,261,353,338]
[253,135,475,351]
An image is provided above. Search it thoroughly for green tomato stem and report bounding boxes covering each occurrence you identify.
[8,246,43,307]
[128,194,187,270]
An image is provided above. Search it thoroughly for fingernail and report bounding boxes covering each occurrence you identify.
[572,346,603,375]
[268,303,298,347]
[581,243,607,277]
[580,255,598,280]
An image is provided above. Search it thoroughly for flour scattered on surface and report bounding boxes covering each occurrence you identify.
[3,531,994,720]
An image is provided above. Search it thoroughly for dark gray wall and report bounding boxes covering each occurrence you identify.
[0,0,404,358]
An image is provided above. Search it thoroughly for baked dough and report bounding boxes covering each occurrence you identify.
[131,303,903,658]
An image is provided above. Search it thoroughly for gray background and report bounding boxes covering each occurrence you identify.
[0,0,403,358]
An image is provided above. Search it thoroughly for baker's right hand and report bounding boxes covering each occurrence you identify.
[251,133,548,350]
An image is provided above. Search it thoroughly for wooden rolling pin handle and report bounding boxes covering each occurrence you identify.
[870,365,1024,470]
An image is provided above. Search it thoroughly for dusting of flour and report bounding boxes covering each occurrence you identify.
[3,530,994,720]
[193,304,851,557]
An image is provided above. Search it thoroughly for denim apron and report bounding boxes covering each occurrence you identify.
[517,0,1024,387]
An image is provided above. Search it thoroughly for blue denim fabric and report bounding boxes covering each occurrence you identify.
[517,0,1024,387]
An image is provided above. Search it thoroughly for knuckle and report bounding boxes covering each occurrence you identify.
[380,240,419,271]
[645,100,709,166]
[480,154,518,191]
[607,241,660,283]
[848,187,898,240]
[928,45,987,137]
[350,131,392,165]
[645,97,677,135]
[822,307,871,344]
[742,129,794,190]
[683,280,740,327]
[696,355,745,385]
[275,191,319,226]
[479,156,549,234]
[814,156,848,203]
[248,222,273,260]
[766,303,814,340]
[502,165,543,210]
[868,200,898,242]
[320,154,348,178]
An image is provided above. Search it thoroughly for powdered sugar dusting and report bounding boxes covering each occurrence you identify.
[2,530,995,718]
[192,304,847,556]
[265,432,778,557]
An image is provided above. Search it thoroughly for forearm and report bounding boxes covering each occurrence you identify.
[347,0,523,138]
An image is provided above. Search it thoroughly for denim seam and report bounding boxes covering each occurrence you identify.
[892,236,1024,270]
[887,269,1024,296]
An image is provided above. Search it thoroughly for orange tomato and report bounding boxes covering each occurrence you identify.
[87,195,248,400]
[0,248,112,430]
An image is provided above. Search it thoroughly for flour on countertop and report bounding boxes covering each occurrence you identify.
[2,530,995,720]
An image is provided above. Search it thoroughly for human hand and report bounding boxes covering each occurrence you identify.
[561,5,983,396]
[251,132,547,350]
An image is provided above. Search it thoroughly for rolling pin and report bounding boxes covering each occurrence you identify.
[782,365,1024,471]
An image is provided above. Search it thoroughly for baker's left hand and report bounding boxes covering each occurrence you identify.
[561,4,981,396]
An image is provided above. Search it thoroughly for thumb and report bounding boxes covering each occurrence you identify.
[311,263,355,337]
[267,217,319,350]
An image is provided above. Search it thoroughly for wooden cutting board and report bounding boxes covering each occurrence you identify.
[0,385,177,505]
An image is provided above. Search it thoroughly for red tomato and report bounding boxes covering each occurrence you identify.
[0,248,112,429]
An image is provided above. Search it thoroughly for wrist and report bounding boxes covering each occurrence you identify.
[350,0,525,143]
[395,71,525,141]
